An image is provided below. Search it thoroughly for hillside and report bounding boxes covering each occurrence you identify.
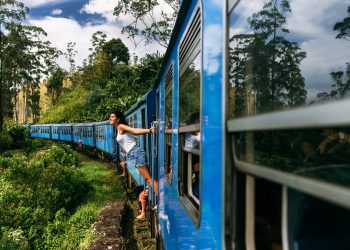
[39,85,90,124]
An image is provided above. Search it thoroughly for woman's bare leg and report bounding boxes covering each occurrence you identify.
[137,165,158,195]
[119,161,126,176]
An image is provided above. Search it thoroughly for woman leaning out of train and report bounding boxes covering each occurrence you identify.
[109,110,158,196]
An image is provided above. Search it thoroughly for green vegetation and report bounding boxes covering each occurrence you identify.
[0,122,31,153]
[40,51,163,123]
[40,85,89,123]
[0,144,124,249]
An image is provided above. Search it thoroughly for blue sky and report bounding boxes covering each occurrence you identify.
[22,0,167,70]
[27,0,105,25]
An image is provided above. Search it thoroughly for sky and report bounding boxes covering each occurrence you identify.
[22,0,166,70]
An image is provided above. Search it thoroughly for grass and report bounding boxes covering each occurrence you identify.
[54,152,125,249]
[2,143,154,249]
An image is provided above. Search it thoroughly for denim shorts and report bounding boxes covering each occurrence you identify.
[127,145,148,168]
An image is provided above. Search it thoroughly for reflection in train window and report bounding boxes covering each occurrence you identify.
[234,128,350,188]
[227,0,350,119]
[178,6,201,224]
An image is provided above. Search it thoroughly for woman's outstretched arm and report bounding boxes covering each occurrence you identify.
[118,124,154,135]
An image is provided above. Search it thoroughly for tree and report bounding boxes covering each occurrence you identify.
[88,31,106,63]
[0,0,28,131]
[314,6,350,103]
[334,6,350,41]
[101,38,130,79]
[65,42,77,77]
[229,0,306,116]
[1,0,61,126]
[29,88,41,123]
[113,0,180,47]
[101,38,130,65]
[46,67,67,105]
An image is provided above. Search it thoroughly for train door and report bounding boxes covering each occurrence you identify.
[149,90,160,238]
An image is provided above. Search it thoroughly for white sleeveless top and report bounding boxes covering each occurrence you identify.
[117,131,136,154]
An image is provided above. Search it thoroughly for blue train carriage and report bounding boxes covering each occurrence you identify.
[51,124,60,141]
[94,121,118,160]
[124,89,156,187]
[59,124,74,142]
[30,124,52,139]
[72,123,94,148]
[154,0,225,248]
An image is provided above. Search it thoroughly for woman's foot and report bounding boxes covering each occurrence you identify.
[120,173,126,177]
[136,214,145,220]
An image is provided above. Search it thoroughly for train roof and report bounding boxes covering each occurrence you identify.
[153,0,192,89]
[31,124,51,127]
[93,121,110,126]
[72,121,110,127]
[51,123,75,127]
[72,123,96,127]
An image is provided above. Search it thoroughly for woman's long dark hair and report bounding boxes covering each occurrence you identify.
[110,110,128,125]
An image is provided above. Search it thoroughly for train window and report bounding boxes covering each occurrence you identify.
[133,114,137,128]
[233,175,283,250]
[165,65,173,183]
[133,114,138,143]
[141,108,146,150]
[227,0,350,119]
[178,7,201,224]
[287,189,350,250]
[234,127,350,189]
[129,116,133,128]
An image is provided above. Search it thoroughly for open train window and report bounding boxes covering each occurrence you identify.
[141,108,146,150]
[164,64,173,184]
[178,6,201,225]
[133,114,137,128]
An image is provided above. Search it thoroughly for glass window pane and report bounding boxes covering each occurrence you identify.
[228,0,350,119]
[179,54,201,126]
[165,88,173,130]
[234,127,350,188]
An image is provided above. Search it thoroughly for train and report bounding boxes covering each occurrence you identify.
[30,0,350,249]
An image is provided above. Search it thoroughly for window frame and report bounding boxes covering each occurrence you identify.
[165,64,174,184]
[177,5,202,226]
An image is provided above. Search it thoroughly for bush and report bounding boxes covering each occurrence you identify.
[7,124,30,148]
[0,230,29,250]
[0,131,14,152]
[0,144,92,249]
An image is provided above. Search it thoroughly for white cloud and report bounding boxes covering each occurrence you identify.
[28,16,165,70]
[22,0,69,8]
[80,0,117,23]
[51,9,62,16]
[81,0,175,29]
